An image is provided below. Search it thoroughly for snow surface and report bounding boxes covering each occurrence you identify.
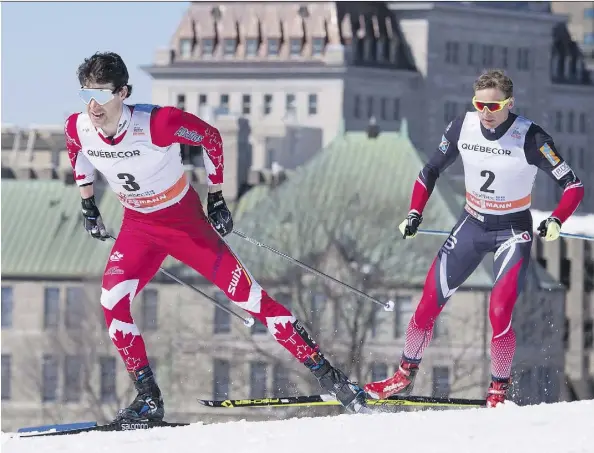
[3,400,594,453]
[531,210,594,238]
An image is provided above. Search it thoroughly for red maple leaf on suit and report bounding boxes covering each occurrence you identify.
[273,321,297,345]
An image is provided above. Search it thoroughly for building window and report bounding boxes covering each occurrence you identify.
[585,319,593,349]
[267,38,280,56]
[1,286,13,328]
[482,44,494,66]
[42,355,59,402]
[467,43,477,65]
[213,292,231,334]
[312,37,325,56]
[65,287,85,329]
[501,46,508,68]
[44,287,60,329]
[199,94,207,106]
[354,95,361,118]
[370,362,388,382]
[213,359,230,399]
[179,38,192,58]
[585,33,594,46]
[250,362,267,398]
[223,38,236,56]
[251,318,268,335]
[380,98,388,121]
[99,356,116,402]
[579,147,585,168]
[272,363,292,397]
[1,355,11,400]
[517,48,530,71]
[394,296,413,338]
[432,366,450,398]
[63,355,82,402]
[444,101,457,124]
[246,38,259,57]
[141,288,158,331]
[263,94,273,115]
[579,113,586,133]
[445,41,459,64]
[376,38,386,62]
[290,38,302,56]
[202,38,214,56]
[366,96,374,120]
[308,94,318,115]
[286,93,296,115]
[220,94,229,111]
[555,111,563,133]
[177,94,186,110]
[393,98,400,120]
[567,111,575,134]
[242,94,251,115]
[389,40,399,63]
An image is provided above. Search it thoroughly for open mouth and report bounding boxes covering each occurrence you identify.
[90,112,105,120]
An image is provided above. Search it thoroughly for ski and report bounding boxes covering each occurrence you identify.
[197,394,486,409]
[17,420,190,438]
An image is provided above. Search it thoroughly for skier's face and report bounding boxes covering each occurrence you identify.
[473,88,514,130]
[80,81,127,130]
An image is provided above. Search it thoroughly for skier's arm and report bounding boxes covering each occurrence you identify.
[64,113,95,197]
[64,113,108,240]
[409,116,463,214]
[150,106,224,191]
[525,124,584,223]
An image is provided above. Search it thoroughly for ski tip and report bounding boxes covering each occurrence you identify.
[17,421,98,434]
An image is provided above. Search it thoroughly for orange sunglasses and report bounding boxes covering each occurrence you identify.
[472,96,512,113]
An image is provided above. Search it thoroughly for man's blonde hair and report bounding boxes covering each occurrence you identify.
[473,69,513,99]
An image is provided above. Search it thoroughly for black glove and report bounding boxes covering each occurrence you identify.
[81,195,109,241]
[537,217,562,242]
[398,211,423,239]
[207,190,233,237]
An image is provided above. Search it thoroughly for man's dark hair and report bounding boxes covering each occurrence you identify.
[77,52,133,98]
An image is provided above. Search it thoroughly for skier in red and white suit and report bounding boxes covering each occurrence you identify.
[65,52,368,422]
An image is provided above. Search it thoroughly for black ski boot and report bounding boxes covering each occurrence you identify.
[114,366,164,422]
[305,352,370,414]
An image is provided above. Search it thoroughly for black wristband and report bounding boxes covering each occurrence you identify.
[81,195,97,209]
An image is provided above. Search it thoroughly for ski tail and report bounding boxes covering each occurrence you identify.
[17,420,190,437]
[197,394,486,409]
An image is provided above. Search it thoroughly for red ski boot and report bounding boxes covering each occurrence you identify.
[364,359,419,399]
[486,379,510,408]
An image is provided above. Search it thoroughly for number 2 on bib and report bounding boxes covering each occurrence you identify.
[117,173,140,191]
[480,170,495,193]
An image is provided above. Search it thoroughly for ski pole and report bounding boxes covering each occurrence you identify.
[232,230,395,312]
[107,236,255,327]
[418,228,593,241]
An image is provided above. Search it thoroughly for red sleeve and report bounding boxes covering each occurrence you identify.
[150,106,224,185]
[64,113,95,186]
[551,182,585,224]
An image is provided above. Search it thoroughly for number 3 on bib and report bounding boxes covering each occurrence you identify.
[480,170,495,193]
[117,173,140,191]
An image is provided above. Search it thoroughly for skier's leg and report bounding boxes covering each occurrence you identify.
[365,214,489,398]
[165,190,368,412]
[486,229,533,407]
[100,223,168,421]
